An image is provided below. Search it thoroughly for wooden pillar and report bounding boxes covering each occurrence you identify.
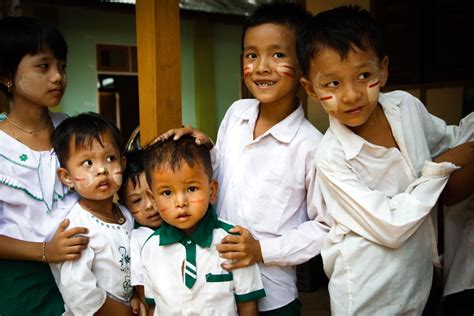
[135,0,182,145]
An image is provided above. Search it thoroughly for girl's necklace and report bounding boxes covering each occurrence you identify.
[2,112,52,134]
[81,202,125,224]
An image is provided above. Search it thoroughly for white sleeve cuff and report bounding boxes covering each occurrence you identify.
[422,161,459,178]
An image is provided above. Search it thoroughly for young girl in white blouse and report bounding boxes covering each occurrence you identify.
[0,16,88,315]
[118,149,163,315]
[297,5,474,315]
[50,112,135,316]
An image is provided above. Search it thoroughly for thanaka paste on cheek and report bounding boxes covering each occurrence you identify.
[276,63,296,78]
[316,90,338,112]
[367,79,380,104]
[112,168,123,186]
[243,64,253,79]
[74,171,93,190]
[17,73,48,95]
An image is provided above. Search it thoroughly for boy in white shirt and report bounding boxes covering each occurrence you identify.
[159,3,329,313]
[50,112,135,315]
[297,5,474,315]
[142,136,265,315]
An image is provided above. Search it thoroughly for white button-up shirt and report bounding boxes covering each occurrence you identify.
[316,91,460,315]
[213,99,329,311]
[443,113,474,297]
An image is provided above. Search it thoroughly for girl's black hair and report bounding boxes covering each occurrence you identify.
[241,2,312,51]
[296,5,385,77]
[0,16,67,94]
[52,112,123,168]
[117,150,146,204]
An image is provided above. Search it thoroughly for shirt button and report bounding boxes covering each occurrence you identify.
[187,240,191,244]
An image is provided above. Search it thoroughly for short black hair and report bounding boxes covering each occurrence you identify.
[241,2,312,51]
[0,16,67,91]
[52,112,123,168]
[118,149,146,204]
[296,5,384,77]
[144,135,213,186]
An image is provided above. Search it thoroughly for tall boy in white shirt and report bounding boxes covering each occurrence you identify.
[160,3,329,314]
[297,5,474,315]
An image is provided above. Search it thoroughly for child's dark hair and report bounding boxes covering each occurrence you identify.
[118,150,146,204]
[241,2,312,51]
[0,16,67,93]
[144,136,213,186]
[52,112,123,167]
[296,5,384,77]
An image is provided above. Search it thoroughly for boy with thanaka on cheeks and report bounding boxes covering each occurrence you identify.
[141,136,265,315]
[50,112,136,316]
[297,5,474,315]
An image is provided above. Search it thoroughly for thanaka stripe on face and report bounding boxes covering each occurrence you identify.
[319,95,333,101]
[277,63,296,78]
[368,80,380,88]
[243,64,253,78]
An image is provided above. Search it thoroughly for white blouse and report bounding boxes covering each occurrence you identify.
[50,202,133,316]
[316,91,461,315]
[0,112,77,242]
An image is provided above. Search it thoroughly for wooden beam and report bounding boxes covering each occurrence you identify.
[135,0,182,145]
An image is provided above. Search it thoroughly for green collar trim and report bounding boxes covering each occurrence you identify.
[158,205,217,248]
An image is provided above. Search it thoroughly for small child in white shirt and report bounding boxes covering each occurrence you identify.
[118,149,163,315]
[50,112,135,316]
[297,5,474,315]
[141,136,266,316]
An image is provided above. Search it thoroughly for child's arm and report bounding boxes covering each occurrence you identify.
[130,286,147,316]
[237,301,259,316]
[440,161,474,206]
[94,297,134,316]
[218,226,262,270]
[0,219,88,262]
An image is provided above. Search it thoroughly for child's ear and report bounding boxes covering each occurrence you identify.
[57,167,72,187]
[300,77,318,101]
[379,56,389,87]
[209,179,218,204]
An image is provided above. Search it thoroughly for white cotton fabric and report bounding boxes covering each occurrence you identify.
[141,221,264,316]
[50,202,134,316]
[316,90,460,315]
[212,99,329,311]
[0,112,77,242]
[443,112,474,297]
[130,226,154,300]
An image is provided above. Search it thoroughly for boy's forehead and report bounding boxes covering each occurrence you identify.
[309,46,380,76]
[244,23,295,47]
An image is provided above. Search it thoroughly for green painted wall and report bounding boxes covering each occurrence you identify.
[50,6,241,136]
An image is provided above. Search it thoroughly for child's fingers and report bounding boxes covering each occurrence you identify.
[62,226,89,238]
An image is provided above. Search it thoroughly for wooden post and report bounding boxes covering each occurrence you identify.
[135,0,182,146]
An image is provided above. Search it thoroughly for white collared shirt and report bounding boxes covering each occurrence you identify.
[213,99,329,311]
[50,202,134,316]
[316,90,460,315]
[0,112,77,242]
[443,113,474,297]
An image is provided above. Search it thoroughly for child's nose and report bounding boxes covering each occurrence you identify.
[96,166,107,175]
[340,83,362,104]
[175,192,188,208]
[255,57,271,74]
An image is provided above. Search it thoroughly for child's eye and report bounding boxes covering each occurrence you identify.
[188,186,198,193]
[82,160,93,167]
[325,80,340,88]
[358,72,371,80]
[60,63,67,71]
[37,63,49,69]
[106,155,116,163]
[161,190,172,197]
[245,52,257,59]
[132,198,142,204]
[272,52,285,58]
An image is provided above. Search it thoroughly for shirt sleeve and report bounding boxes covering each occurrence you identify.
[317,148,458,249]
[232,263,266,303]
[259,144,330,266]
[51,236,106,315]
